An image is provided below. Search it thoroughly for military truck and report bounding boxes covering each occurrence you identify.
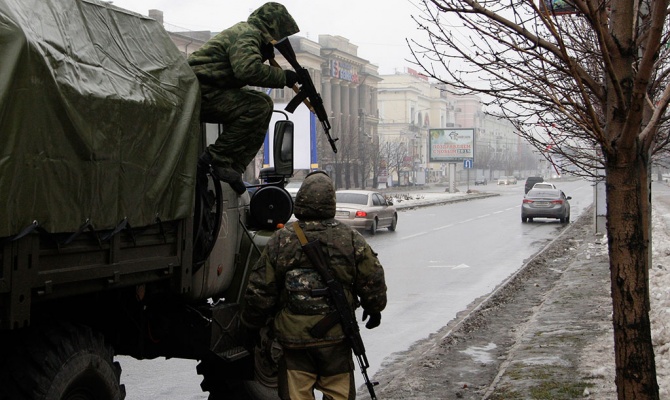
[0,1,297,398]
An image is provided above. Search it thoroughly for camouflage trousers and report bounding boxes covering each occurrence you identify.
[200,87,273,173]
[278,342,355,400]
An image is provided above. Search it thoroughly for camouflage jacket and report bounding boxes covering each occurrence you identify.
[242,219,387,348]
[187,2,299,93]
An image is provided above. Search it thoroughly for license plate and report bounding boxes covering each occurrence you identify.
[535,201,550,207]
[336,211,349,217]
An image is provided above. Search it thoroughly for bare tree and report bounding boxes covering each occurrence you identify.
[379,140,410,186]
[410,0,670,397]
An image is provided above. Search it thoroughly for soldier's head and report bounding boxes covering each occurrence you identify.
[248,2,300,44]
[293,171,335,221]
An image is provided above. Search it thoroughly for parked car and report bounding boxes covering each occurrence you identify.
[335,190,398,235]
[521,188,571,223]
[532,182,557,190]
[474,177,488,185]
[524,176,544,194]
[497,176,517,185]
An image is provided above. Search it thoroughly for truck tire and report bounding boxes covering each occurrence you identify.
[0,323,125,400]
[193,166,224,269]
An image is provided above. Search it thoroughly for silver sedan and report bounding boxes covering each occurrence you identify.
[521,188,571,223]
[335,190,398,235]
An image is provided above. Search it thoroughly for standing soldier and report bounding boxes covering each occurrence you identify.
[241,171,387,399]
[187,2,300,194]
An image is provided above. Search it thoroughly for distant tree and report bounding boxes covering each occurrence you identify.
[357,113,376,189]
[410,0,670,398]
[321,113,355,190]
[380,140,409,186]
[368,136,382,189]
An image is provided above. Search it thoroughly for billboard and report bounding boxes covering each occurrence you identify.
[429,128,475,162]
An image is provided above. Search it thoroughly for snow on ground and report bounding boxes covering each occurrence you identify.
[385,190,469,208]
[651,202,670,397]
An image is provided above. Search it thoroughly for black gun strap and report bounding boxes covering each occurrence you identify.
[293,221,333,279]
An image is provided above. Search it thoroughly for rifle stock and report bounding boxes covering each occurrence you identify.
[273,38,338,153]
[294,224,378,399]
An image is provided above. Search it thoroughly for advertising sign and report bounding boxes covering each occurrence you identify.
[329,60,360,83]
[429,128,475,162]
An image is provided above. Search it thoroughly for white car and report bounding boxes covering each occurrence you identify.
[532,182,557,190]
[284,180,303,200]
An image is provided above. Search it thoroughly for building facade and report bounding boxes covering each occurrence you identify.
[377,70,452,185]
[378,71,532,186]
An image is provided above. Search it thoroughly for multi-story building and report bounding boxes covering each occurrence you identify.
[378,70,453,185]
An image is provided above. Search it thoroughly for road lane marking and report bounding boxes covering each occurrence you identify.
[427,264,471,269]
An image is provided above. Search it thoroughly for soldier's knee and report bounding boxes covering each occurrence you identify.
[248,92,273,112]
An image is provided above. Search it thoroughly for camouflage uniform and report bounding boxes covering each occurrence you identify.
[187,2,299,173]
[242,171,387,400]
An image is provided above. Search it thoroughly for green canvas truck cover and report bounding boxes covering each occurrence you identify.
[0,0,200,238]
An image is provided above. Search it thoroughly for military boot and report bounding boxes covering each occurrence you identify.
[198,150,246,195]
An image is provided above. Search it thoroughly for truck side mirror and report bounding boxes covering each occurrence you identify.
[273,120,294,177]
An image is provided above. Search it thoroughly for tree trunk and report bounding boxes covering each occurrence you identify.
[605,157,659,399]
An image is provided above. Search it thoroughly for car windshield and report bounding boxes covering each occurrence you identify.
[336,193,368,205]
[526,189,560,199]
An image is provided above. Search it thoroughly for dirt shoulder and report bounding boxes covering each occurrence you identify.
[364,209,616,399]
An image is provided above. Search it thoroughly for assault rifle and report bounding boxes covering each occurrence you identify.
[292,222,378,399]
[272,38,338,153]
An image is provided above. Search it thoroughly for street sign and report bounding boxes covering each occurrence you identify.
[463,159,473,169]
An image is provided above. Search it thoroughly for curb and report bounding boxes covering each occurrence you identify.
[393,192,500,210]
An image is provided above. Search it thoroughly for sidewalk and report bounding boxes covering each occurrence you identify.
[382,186,498,210]
[363,184,670,399]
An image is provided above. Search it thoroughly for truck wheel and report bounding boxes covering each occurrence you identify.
[0,323,125,400]
[193,165,224,268]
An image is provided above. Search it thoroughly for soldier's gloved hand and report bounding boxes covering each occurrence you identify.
[260,42,275,61]
[362,310,381,329]
[284,70,300,88]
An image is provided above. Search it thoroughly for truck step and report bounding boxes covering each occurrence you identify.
[218,346,249,362]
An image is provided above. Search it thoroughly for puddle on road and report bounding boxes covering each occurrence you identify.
[461,342,497,364]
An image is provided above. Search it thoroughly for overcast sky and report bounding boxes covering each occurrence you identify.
[108,0,430,75]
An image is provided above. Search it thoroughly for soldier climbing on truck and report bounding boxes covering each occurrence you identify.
[187,2,301,195]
